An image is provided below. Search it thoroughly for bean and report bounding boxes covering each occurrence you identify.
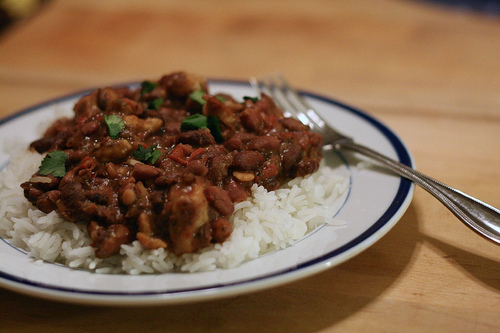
[105,162,119,178]
[211,217,232,243]
[224,179,248,203]
[132,163,160,180]
[177,129,215,147]
[247,135,280,152]
[81,120,100,135]
[240,108,264,133]
[281,145,302,172]
[232,151,265,170]
[30,137,55,153]
[185,161,209,176]
[35,190,60,214]
[204,186,234,216]
[121,187,137,205]
[279,118,308,131]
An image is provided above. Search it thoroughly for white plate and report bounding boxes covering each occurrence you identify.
[0,80,414,306]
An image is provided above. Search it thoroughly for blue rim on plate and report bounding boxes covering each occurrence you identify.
[0,79,414,304]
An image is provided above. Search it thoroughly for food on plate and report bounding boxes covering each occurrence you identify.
[0,72,349,274]
[20,72,323,256]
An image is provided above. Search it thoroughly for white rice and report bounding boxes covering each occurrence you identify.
[0,150,349,274]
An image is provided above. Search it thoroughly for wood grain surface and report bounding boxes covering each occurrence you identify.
[0,0,499,332]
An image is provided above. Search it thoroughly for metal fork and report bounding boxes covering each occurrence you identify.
[251,74,500,245]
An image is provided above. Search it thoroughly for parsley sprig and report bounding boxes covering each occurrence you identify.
[140,81,158,95]
[180,114,224,143]
[243,96,259,103]
[133,145,162,164]
[104,114,125,139]
[189,90,226,105]
[148,98,164,110]
[38,150,68,177]
[189,90,206,105]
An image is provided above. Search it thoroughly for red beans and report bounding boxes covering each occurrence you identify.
[211,217,232,243]
[232,151,265,170]
[204,185,234,216]
[240,108,264,133]
[224,178,248,203]
[279,118,308,132]
[185,161,209,177]
[81,120,100,135]
[30,137,56,153]
[35,190,60,213]
[281,145,302,172]
[246,135,280,152]
[207,154,232,183]
[296,159,320,177]
[177,129,215,147]
[132,163,160,180]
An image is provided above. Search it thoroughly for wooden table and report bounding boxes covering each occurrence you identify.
[1,0,499,331]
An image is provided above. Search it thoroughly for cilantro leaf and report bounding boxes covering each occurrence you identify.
[189,90,226,105]
[189,90,206,105]
[133,145,162,164]
[148,98,163,110]
[180,114,224,143]
[207,115,224,143]
[180,114,208,131]
[38,150,68,177]
[243,96,259,103]
[104,114,125,139]
[150,149,162,164]
[140,81,158,95]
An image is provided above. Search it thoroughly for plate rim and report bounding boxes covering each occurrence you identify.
[0,79,415,305]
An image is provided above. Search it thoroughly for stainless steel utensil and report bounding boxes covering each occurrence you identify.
[251,75,500,245]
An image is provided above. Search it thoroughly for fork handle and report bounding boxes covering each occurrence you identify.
[337,140,500,244]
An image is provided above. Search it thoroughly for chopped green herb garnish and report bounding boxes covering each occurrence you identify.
[133,145,162,164]
[38,150,68,177]
[189,90,206,105]
[104,114,125,139]
[206,115,224,143]
[243,96,259,103]
[189,90,226,105]
[180,114,209,130]
[140,81,158,95]
[180,114,224,143]
[148,98,163,110]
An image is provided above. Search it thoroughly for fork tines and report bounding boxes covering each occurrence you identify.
[250,74,325,130]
